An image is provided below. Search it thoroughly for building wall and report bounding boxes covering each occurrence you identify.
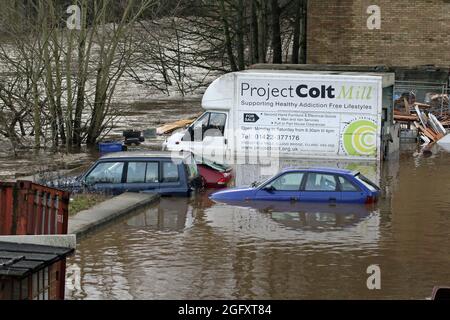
[307,0,450,66]
[0,262,65,300]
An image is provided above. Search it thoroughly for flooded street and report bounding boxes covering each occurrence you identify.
[0,100,201,180]
[66,144,450,300]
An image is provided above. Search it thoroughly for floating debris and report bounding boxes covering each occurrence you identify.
[394,97,449,144]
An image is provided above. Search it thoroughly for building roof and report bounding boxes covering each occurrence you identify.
[0,242,74,278]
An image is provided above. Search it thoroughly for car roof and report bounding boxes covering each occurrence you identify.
[281,167,355,175]
[99,151,192,161]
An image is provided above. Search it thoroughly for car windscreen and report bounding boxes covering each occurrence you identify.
[253,176,276,188]
[354,173,380,192]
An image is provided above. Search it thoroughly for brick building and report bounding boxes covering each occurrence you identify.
[307,0,450,66]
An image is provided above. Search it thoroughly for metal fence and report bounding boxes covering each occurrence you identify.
[395,80,449,116]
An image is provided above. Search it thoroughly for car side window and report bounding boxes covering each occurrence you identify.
[162,162,179,183]
[338,176,360,192]
[304,173,338,191]
[126,162,146,183]
[265,172,304,191]
[86,162,124,184]
[146,162,159,183]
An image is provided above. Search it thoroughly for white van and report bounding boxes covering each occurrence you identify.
[163,69,398,164]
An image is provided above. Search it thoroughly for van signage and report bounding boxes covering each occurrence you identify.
[239,78,377,114]
[236,76,381,159]
[243,113,260,123]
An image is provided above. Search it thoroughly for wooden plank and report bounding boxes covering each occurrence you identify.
[429,114,447,135]
[394,115,418,122]
[415,105,428,128]
[404,97,410,114]
[419,134,431,144]
[413,102,431,108]
[156,119,195,135]
[414,122,436,142]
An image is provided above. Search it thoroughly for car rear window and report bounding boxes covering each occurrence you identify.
[354,173,380,192]
[162,162,179,183]
[201,160,229,172]
[338,176,360,192]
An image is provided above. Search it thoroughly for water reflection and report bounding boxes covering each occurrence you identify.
[211,200,374,229]
[126,198,194,231]
[67,145,450,300]
[205,201,380,247]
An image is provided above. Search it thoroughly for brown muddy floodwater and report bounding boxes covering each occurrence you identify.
[0,100,202,180]
[65,143,450,300]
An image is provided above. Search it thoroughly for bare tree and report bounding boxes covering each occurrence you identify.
[0,0,157,151]
[270,0,282,64]
[291,0,307,64]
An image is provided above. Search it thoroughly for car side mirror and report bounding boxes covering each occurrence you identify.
[83,178,94,187]
[263,185,275,193]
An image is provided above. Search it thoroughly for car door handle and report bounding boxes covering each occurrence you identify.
[329,197,337,202]
[290,197,299,201]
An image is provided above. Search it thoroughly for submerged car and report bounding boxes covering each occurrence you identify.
[210,168,380,204]
[73,151,201,196]
[197,159,232,188]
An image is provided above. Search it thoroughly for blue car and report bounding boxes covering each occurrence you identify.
[210,168,380,204]
[74,151,201,196]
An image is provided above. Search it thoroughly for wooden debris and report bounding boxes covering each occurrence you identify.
[156,118,196,135]
[394,90,449,142]
[430,93,449,103]
[419,134,431,144]
[413,102,431,109]
[404,97,410,114]
[394,114,418,122]
[413,122,437,142]
[429,114,446,136]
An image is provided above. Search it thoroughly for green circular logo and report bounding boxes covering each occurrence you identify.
[343,120,377,156]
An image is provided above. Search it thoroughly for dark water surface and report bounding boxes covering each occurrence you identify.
[66,145,450,300]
